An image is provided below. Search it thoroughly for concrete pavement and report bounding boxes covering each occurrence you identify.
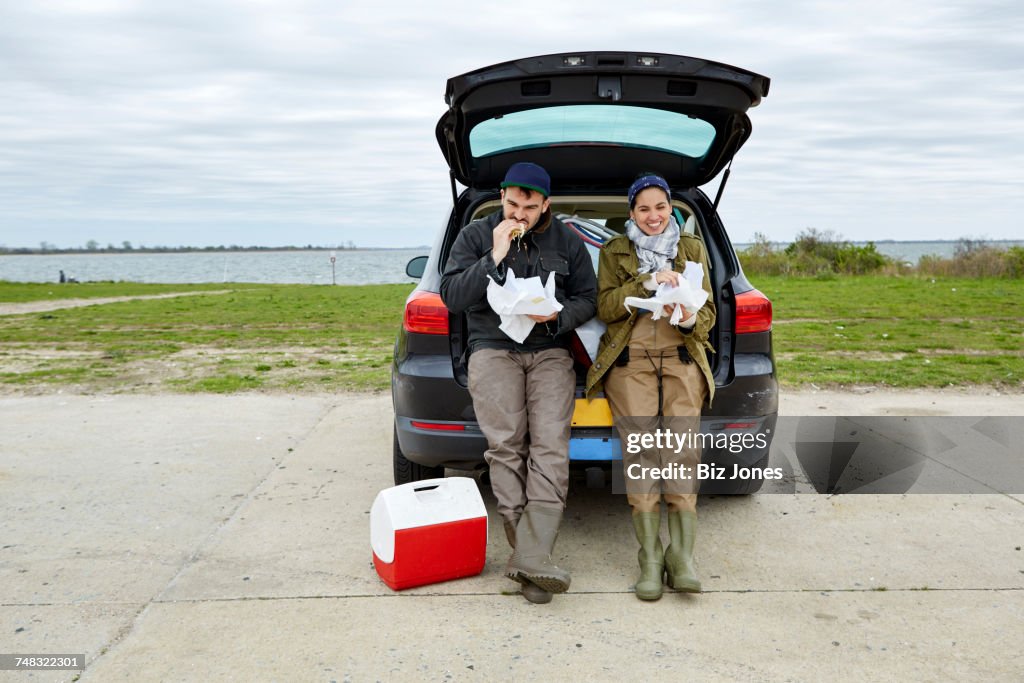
[1,391,1022,681]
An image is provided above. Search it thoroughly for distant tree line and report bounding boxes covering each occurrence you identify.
[1,240,360,255]
[739,229,1024,278]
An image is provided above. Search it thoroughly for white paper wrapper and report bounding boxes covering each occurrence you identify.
[623,260,708,324]
[573,316,607,362]
[486,269,564,343]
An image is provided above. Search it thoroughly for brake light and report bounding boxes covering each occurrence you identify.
[735,289,773,334]
[403,290,450,335]
[411,421,466,431]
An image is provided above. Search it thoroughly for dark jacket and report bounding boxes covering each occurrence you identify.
[585,232,716,405]
[440,210,597,352]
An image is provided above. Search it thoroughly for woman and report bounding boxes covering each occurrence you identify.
[585,173,716,601]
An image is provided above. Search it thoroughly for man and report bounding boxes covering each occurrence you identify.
[440,162,597,604]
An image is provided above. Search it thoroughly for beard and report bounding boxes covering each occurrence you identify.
[504,207,552,233]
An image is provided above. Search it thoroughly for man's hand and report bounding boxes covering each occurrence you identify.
[527,312,559,323]
[492,219,528,264]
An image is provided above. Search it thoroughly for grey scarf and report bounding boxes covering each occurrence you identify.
[625,215,680,274]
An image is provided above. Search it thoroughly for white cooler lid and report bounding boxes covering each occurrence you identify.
[370,477,487,563]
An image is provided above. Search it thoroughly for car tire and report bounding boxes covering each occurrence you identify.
[732,452,769,495]
[393,426,444,485]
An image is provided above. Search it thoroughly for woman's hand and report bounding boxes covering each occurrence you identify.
[653,269,680,287]
[663,304,696,323]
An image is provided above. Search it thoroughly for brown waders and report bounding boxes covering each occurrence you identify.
[605,314,708,599]
[469,347,574,602]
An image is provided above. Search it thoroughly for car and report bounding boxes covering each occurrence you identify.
[391,51,777,494]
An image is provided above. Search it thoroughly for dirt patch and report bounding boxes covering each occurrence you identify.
[0,341,387,395]
[776,349,1024,362]
[776,351,909,362]
[779,385,1024,415]
[0,290,235,316]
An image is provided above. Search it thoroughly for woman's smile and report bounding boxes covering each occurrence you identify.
[643,217,665,233]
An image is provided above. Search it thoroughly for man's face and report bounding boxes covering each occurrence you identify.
[501,186,550,229]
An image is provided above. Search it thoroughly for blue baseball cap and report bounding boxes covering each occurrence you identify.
[501,162,551,198]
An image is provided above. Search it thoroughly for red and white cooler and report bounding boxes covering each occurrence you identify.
[370,477,488,590]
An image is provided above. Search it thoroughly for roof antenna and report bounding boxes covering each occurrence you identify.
[712,158,734,211]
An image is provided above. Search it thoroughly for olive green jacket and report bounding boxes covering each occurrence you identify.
[584,232,716,406]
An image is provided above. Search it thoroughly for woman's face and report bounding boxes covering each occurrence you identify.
[629,187,672,236]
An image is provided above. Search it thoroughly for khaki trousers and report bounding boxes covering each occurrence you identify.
[605,315,708,514]
[468,347,575,522]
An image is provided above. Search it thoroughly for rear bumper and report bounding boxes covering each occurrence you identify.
[393,345,778,470]
[394,416,488,470]
[395,414,777,470]
[707,351,778,417]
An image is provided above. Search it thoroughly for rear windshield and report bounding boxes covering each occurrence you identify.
[469,104,716,159]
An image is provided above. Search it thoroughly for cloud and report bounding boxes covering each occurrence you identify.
[0,0,1022,249]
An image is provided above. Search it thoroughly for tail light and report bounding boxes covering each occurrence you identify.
[403,290,450,335]
[735,289,773,334]
[411,421,466,431]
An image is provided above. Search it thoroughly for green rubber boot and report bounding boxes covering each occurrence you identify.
[505,503,570,594]
[632,512,664,601]
[665,510,701,593]
[503,518,518,548]
[503,516,552,604]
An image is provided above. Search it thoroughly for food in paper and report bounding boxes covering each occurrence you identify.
[486,269,564,343]
[574,316,607,362]
[623,261,708,325]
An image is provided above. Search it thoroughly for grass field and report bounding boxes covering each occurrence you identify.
[0,282,410,393]
[754,275,1024,388]
[1,276,1021,393]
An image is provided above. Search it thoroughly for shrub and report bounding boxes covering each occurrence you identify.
[740,228,891,276]
[918,239,1023,278]
[739,232,1021,278]
[737,232,790,275]
[1007,247,1024,277]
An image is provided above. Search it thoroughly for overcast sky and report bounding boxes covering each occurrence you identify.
[1,0,1021,249]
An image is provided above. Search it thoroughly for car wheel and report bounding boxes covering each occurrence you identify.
[393,426,444,485]
[732,452,769,495]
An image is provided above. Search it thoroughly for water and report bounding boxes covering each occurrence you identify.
[3,241,1022,285]
[0,249,429,285]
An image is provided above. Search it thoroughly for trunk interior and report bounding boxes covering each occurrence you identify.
[447,194,722,393]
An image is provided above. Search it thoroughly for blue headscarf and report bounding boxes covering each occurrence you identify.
[628,174,672,209]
